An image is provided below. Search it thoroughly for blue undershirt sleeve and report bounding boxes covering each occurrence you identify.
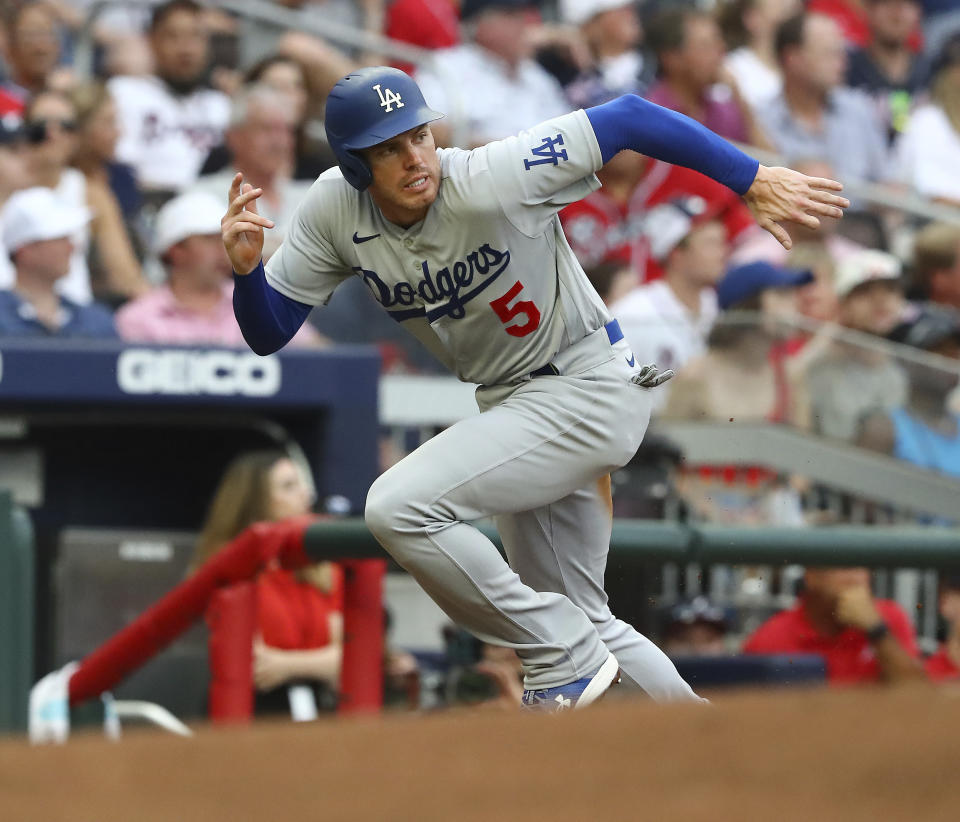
[232,260,313,355]
[585,95,759,196]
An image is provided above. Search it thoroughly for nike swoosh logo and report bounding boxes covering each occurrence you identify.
[353,231,380,244]
[625,354,635,367]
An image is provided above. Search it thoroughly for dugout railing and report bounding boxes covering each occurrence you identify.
[31,516,960,731]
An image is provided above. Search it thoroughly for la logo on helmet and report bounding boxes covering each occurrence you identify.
[373,84,404,113]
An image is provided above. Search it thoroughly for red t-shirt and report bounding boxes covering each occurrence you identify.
[925,647,960,682]
[560,159,754,282]
[256,564,343,651]
[386,0,460,76]
[743,598,919,685]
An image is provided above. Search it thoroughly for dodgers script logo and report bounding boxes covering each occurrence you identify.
[355,244,511,322]
[373,84,404,112]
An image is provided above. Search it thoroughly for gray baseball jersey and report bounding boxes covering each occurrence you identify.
[265,110,610,385]
[265,109,700,700]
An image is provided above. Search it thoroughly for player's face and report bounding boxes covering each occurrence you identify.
[268,458,313,519]
[365,125,441,228]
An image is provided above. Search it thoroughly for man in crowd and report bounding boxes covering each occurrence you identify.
[661,597,732,658]
[743,566,924,685]
[109,0,230,193]
[612,198,727,412]
[644,6,764,146]
[414,0,570,147]
[911,222,960,313]
[116,190,321,347]
[845,0,927,141]
[760,12,890,189]
[805,249,909,441]
[0,187,116,338]
[190,85,311,261]
[0,1,64,117]
[561,0,651,109]
[927,573,960,682]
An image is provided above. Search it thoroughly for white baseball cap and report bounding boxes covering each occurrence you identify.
[559,0,634,26]
[2,187,90,254]
[834,249,902,298]
[643,196,720,262]
[154,190,225,256]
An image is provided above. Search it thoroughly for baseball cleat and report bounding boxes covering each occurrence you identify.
[520,652,620,712]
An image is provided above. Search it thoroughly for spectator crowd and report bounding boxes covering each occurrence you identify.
[3,0,960,705]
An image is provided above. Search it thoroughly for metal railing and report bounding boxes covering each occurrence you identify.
[305,517,960,568]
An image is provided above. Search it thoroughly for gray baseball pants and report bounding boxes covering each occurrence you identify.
[365,327,700,699]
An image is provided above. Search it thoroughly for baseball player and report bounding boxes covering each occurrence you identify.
[222,67,847,711]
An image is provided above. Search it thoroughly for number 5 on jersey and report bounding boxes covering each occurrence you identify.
[490,280,541,338]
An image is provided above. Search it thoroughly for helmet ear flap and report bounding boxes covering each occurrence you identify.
[339,150,373,191]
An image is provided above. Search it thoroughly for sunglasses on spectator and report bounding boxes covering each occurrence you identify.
[25,119,78,144]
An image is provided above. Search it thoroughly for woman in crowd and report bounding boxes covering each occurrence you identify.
[16,89,147,303]
[69,82,144,246]
[896,33,960,205]
[192,450,343,713]
[720,0,800,112]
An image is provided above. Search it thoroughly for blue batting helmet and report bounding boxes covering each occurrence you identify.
[324,66,444,191]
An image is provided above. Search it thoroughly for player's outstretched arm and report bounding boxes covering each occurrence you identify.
[584,96,850,250]
[743,165,849,251]
[222,172,275,275]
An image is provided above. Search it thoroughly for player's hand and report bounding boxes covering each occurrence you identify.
[222,172,275,275]
[630,363,675,388]
[834,586,883,632]
[743,165,849,251]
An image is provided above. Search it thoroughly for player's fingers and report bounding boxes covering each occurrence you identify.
[807,188,850,211]
[228,172,243,203]
[793,210,821,230]
[242,183,262,215]
[224,220,268,238]
[806,176,844,192]
[761,218,793,250]
[228,186,263,215]
[229,211,274,229]
[804,198,845,220]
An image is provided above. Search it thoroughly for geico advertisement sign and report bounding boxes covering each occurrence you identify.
[117,349,281,396]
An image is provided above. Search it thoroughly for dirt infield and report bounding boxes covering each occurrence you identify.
[2,686,958,821]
